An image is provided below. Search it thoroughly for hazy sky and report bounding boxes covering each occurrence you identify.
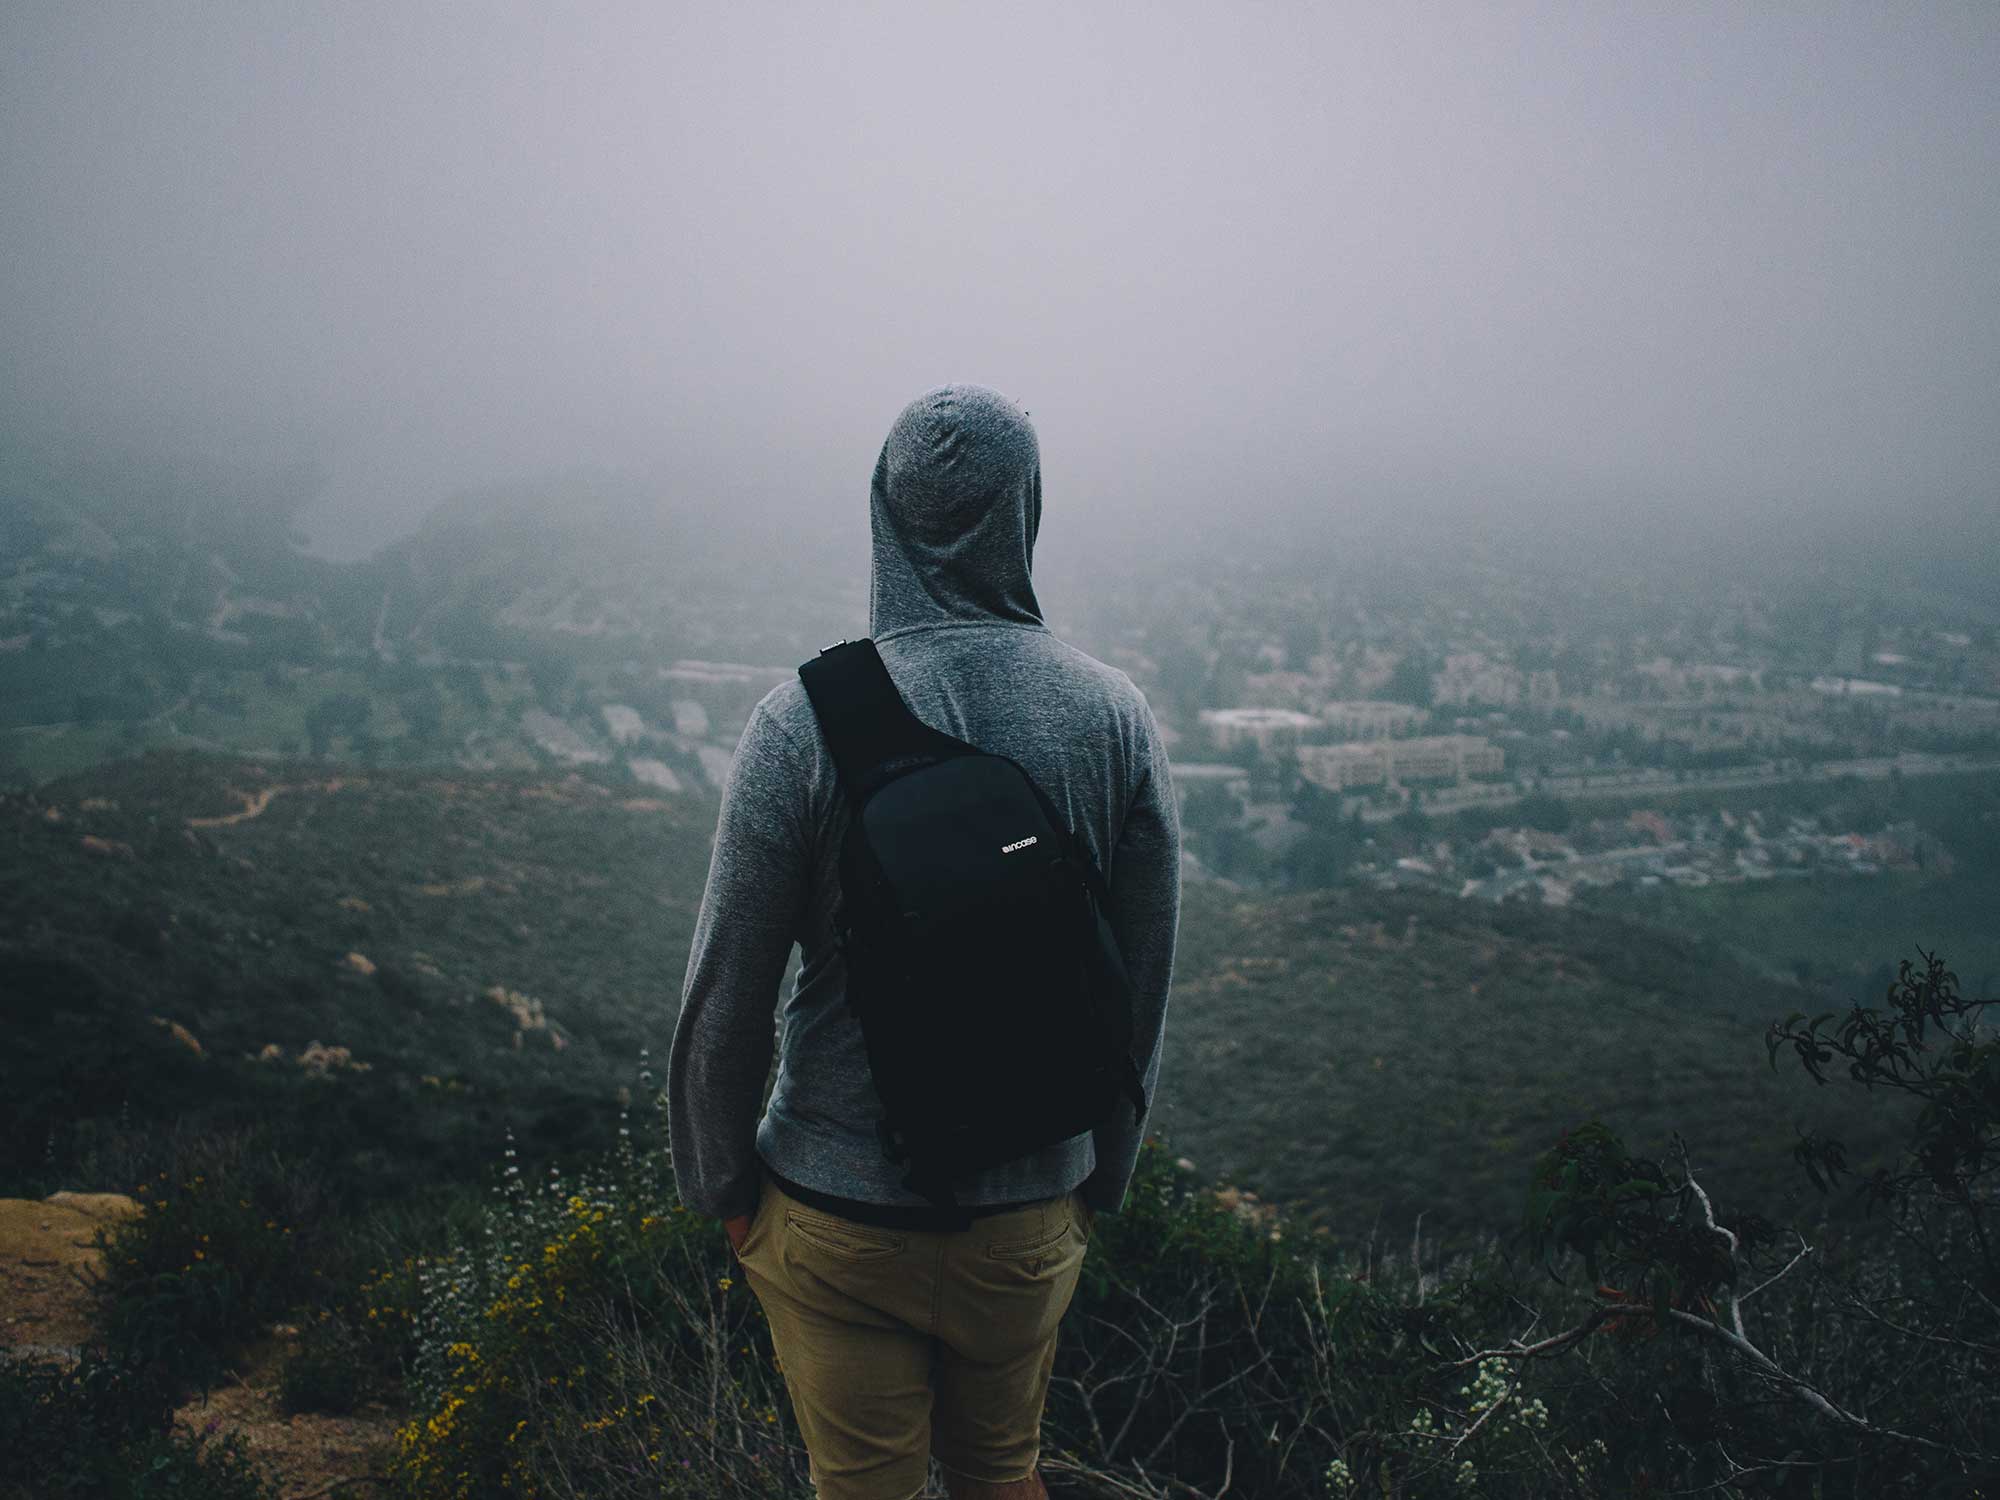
[3,2,1996,566]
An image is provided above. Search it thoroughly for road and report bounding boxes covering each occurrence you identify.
[1352,750,2000,825]
[1461,840,1691,901]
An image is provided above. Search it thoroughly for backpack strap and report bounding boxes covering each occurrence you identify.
[798,639,979,799]
[1016,768,1150,1126]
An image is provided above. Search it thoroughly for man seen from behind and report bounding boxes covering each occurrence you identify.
[668,383,1181,1500]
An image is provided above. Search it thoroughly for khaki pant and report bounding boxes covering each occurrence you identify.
[737,1173,1093,1500]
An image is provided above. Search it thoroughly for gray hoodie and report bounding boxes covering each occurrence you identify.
[667,384,1181,1221]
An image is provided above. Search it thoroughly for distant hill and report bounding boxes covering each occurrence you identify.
[0,451,855,787]
[5,752,1882,1239]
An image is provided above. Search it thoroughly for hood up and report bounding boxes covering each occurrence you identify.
[868,384,1044,637]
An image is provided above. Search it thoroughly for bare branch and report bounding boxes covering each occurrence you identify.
[1835,1287,2000,1358]
[1738,1234,1813,1306]
[1659,1307,1949,1451]
[1445,1372,1518,1454]
[1449,1305,1629,1367]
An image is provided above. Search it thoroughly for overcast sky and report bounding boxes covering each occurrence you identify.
[3,2,1995,568]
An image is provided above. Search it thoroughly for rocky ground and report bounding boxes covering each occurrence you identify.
[0,1192,397,1499]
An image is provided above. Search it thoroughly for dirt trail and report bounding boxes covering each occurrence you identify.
[185,777,363,829]
[0,1193,396,1497]
[172,1342,397,1498]
[186,785,280,827]
[0,1192,135,1361]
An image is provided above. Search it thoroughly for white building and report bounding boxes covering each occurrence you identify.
[628,758,684,793]
[522,710,611,766]
[601,704,647,745]
[1316,700,1428,740]
[1298,735,1504,791]
[659,660,793,688]
[1199,707,1321,754]
[1811,676,1902,698]
[671,699,712,738]
[1431,652,1525,707]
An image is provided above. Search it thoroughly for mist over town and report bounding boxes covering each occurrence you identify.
[4,4,1997,1496]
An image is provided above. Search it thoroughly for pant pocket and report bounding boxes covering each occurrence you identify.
[949,1206,1086,1363]
[784,1207,908,1264]
[987,1216,1071,1262]
[1070,1190,1096,1241]
[981,1198,1086,1283]
[738,1177,778,1268]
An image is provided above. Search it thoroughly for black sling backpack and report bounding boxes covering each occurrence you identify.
[797,637,1148,1219]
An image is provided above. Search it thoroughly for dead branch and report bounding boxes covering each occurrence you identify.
[1737,1234,1813,1306]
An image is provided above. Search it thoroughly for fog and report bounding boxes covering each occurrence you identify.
[3,2,1996,573]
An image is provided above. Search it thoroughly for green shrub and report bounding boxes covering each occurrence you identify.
[346,1251,430,1396]
[1516,952,2000,1496]
[390,1108,800,1499]
[1050,1143,1598,1499]
[92,1142,310,1394]
[279,1313,371,1416]
[0,1349,274,1500]
[387,1100,1605,1500]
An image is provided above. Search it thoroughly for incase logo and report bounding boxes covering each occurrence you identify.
[999,835,1039,855]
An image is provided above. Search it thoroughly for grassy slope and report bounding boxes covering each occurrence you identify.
[3,751,716,1204]
[1599,870,2000,994]
[1161,883,1896,1242]
[6,751,1896,1245]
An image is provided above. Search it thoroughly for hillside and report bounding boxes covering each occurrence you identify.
[6,751,1878,1238]
[1163,882,1871,1237]
[4,752,721,1207]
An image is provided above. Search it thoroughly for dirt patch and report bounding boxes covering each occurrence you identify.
[1,1193,396,1497]
[172,1340,397,1500]
[0,1192,136,1361]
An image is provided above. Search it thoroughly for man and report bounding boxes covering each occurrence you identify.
[668,383,1181,1500]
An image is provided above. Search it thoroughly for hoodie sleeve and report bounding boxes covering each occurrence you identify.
[1081,690,1182,1215]
[667,695,810,1220]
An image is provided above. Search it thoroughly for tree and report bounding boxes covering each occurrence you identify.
[400,685,447,748]
[527,652,577,713]
[1278,821,1353,889]
[1201,819,1261,881]
[1181,779,1260,880]
[1384,650,1435,708]
[1180,778,1247,839]
[1150,637,1210,724]
[444,663,491,713]
[1514,792,1573,834]
[1287,777,1345,832]
[1280,779,1356,887]
[304,692,372,758]
[1507,953,2000,1492]
[1281,613,1321,673]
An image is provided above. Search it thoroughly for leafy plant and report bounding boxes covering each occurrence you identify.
[0,1349,274,1500]
[1771,950,1999,1246]
[279,1313,372,1416]
[1507,952,2000,1495]
[90,1134,317,1396]
[389,1098,802,1499]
